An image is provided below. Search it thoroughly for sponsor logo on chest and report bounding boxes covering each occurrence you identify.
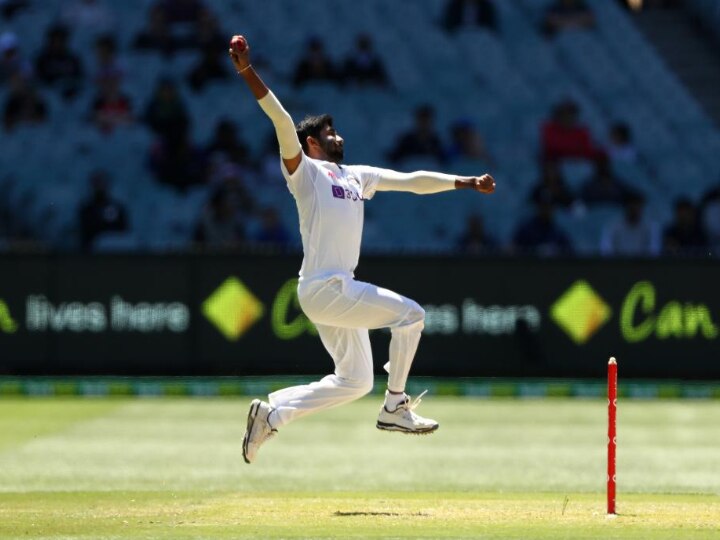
[328,170,363,202]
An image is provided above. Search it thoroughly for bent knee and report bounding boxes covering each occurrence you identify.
[336,366,374,397]
[360,379,374,396]
[413,304,426,325]
[356,374,375,396]
[398,302,425,329]
[345,374,374,397]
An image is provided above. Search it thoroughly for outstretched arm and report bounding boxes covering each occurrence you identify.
[228,35,302,174]
[374,170,495,195]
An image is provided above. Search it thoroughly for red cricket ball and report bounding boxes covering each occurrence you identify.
[230,35,247,53]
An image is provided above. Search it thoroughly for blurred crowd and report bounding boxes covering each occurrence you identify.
[1,0,292,252]
[0,0,717,257]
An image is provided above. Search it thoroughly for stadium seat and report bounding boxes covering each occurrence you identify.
[1,0,718,254]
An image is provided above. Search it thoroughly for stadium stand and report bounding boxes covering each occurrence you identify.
[687,0,720,40]
[0,0,718,255]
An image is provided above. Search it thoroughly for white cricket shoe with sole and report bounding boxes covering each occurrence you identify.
[242,399,277,464]
[376,391,439,434]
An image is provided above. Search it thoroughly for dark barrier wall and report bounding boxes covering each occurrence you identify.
[1,255,718,379]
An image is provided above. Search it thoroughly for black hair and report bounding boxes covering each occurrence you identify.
[415,104,434,118]
[210,189,226,208]
[610,122,631,142]
[674,196,693,210]
[295,114,333,154]
[48,24,69,39]
[95,34,117,52]
[624,191,645,206]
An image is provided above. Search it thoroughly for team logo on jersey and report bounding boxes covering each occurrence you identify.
[331,184,363,201]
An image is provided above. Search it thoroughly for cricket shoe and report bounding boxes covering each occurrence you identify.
[376,391,439,435]
[242,399,277,464]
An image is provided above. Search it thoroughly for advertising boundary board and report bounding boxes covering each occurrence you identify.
[0,254,718,379]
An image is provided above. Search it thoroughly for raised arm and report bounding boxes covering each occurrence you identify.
[228,35,302,174]
[374,170,496,195]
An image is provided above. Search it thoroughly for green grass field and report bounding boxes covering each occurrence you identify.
[1,397,719,539]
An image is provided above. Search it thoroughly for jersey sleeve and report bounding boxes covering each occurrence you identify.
[280,152,321,198]
[349,165,394,200]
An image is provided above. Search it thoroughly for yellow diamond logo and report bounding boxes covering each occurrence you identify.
[0,299,18,333]
[202,277,264,341]
[551,280,611,344]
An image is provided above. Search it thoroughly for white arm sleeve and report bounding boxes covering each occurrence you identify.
[375,170,457,195]
[257,91,302,159]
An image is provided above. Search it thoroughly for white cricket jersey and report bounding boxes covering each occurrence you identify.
[281,153,384,281]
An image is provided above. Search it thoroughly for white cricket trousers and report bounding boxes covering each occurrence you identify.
[268,273,425,427]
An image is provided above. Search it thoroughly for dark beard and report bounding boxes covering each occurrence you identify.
[322,140,344,163]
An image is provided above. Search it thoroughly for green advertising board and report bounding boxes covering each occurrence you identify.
[0,255,718,379]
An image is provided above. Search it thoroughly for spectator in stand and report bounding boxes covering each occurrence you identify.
[342,34,388,88]
[194,189,245,250]
[446,119,491,163]
[254,207,290,247]
[78,170,128,251]
[155,0,206,25]
[153,0,220,53]
[186,44,229,92]
[512,194,573,256]
[607,122,638,164]
[663,198,707,256]
[206,118,251,167]
[541,99,604,163]
[530,161,575,208]
[134,5,177,57]
[580,157,633,206]
[210,163,255,215]
[93,34,124,88]
[149,125,208,191]
[387,104,446,164]
[92,39,127,144]
[442,0,497,32]
[3,73,47,131]
[144,77,190,144]
[91,74,132,133]
[618,0,680,10]
[61,0,115,36]
[1,0,30,20]
[34,25,84,100]
[457,213,497,254]
[601,193,660,256]
[191,10,226,52]
[0,32,32,85]
[292,37,341,87]
[543,0,596,37]
[700,183,720,251]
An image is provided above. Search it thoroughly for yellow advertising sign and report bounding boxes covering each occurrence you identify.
[202,278,264,341]
[0,299,18,333]
[551,280,612,344]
